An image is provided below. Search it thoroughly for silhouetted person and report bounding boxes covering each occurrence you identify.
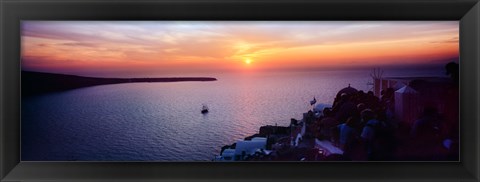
[337,117,358,160]
[360,109,380,160]
[318,108,337,141]
[411,106,441,139]
[410,106,444,160]
[335,93,357,124]
[445,62,459,86]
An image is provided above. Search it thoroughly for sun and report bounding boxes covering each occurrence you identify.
[244,58,252,65]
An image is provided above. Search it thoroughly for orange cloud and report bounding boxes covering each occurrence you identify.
[21,21,459,77]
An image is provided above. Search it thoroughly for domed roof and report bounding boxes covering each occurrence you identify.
[336,84,358,98]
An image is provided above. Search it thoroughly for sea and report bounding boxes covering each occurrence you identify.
[21,68,445,161]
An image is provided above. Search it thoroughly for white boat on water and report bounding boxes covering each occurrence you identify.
[201,105,209,114]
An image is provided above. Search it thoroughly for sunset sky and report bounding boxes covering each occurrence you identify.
[21,21,459,77]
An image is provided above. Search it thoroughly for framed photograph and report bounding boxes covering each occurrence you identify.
[1,0,479,181]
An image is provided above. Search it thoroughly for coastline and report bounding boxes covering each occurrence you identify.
[22,71,217,96]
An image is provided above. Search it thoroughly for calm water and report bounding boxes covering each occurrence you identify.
[21,69,444,161]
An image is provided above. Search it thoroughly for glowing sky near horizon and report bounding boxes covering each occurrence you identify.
[21,21,459,77]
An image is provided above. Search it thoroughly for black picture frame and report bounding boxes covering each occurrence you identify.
[1,0,479,181]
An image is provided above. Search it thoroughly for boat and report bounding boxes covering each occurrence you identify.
[201,105,209,114]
